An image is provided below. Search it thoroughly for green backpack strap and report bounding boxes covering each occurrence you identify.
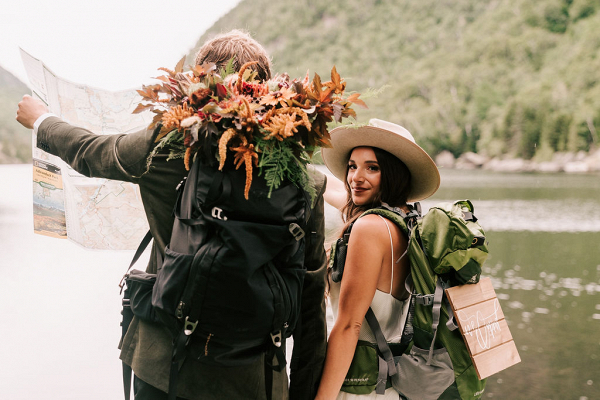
[360,205,411,235]
[363,206,459,364]
[330,204,417,283]
[360,203,421,263]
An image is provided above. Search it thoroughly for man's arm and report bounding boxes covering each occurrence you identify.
[17,95,157,181]
[289,168,328,400]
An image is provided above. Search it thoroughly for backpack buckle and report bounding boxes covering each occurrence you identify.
[118,274,127,293]
[211,207,228,221]
[413,293,434,306]
[289,223,305,241]
[270,330,283,347]
[184,317,198,336]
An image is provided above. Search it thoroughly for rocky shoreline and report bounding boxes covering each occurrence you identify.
[435,149,600,173]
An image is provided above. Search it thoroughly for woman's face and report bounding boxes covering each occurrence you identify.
[346,147,382,206]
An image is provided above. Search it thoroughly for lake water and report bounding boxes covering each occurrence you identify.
[1,164,599,399]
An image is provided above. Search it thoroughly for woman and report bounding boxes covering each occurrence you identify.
[316,119,440,400]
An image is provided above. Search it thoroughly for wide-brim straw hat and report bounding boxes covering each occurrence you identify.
[321,119,440,202]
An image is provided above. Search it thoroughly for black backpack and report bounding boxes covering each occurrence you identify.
[120,155,309,400]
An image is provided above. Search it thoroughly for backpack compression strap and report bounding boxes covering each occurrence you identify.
[364,308,397,395]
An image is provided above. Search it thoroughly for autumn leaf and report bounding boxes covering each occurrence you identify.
[330,66,341,87]
[341,107,357,120]
[153,75,170,83]
[320,86,334,103]
[328,66,346,94]
[346,93,368,109]
[154,123,173,143]
[145,84,162,92]
[132,103,154,114]
[312,73,323,96]
[157,67,176,78]
[310,114,332,147]
[149,110,164,132]
[136,88,151,100]
[160,83,173,96]
[175,56,186,74]
[136,85,160,102]
[333,103,343,123]
[193,62,216,77]
[192,65,204,77]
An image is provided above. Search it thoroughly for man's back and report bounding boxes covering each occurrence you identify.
[35,114,327,400]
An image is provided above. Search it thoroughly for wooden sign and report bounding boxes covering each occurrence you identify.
[445,277,521,379]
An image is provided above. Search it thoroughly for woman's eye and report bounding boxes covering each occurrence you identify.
[348,164,357,170]
[369,165,380,171]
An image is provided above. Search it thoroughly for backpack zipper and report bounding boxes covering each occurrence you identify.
[204,333,213,356]
[176,301,185,319]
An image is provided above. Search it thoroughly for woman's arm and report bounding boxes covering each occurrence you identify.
[315,215,389,400]
[323,174,347,210]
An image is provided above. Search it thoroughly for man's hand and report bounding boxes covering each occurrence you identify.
[16,95,49,129]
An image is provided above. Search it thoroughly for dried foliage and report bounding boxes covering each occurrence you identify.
[139,56,365,199]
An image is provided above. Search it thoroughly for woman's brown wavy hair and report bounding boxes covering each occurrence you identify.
[325,146,412,294]
[338,146,412,233]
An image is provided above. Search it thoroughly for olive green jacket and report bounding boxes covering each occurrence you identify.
[37,116,328,400]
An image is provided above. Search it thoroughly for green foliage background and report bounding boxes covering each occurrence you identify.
[2,0,599,163]
[187,0,600,161]
[0,65,31,163]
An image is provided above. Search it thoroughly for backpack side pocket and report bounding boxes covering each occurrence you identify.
[392,345,455,400]
[151,246,195,330]
[341,341,380,395]
[125,269,159,323]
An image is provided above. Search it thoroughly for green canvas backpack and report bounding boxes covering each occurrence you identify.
[330,200,489,400]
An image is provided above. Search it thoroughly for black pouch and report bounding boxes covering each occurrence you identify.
[330,218,358,283]
[123,269,160,323]
[330,231,351,283]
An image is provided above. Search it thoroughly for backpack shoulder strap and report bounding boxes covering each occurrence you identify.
[359,208,410,236]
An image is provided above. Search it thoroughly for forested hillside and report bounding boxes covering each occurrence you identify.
[3,0,599,164]
[187,0,600,161]
[0,66,30,163]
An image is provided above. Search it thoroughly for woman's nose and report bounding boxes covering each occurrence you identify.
[351,168,364,182]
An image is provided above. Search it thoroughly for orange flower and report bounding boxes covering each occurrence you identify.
[162,103,194,130]
[218,128,240,170]
[259,86,296,107]
[262,108,311,141]
[231,143,259,199]
[184,147,194,171]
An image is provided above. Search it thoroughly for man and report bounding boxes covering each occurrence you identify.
[16,30,327,400]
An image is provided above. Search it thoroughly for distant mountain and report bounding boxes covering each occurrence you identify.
[187,0,600,160]
[0,65,30,163]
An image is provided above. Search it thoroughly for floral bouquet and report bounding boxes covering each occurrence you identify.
[135,57,366,199]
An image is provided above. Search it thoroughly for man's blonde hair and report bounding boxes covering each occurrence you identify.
[195,29,272,81]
